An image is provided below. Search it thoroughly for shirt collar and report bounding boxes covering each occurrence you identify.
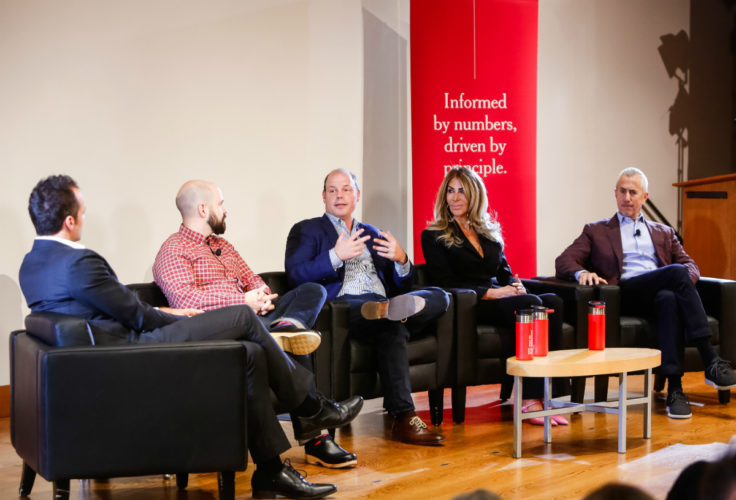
[616,212,645,226]
[178,223,214,245]
[325,212,357,230]
[35,235,85,249]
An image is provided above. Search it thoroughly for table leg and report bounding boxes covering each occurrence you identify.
[618,372,628,453]
[643,368,652,439]
[544,376,551,443]
[513,375,522,458]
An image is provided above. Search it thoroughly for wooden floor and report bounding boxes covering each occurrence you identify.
[2,371,735,500]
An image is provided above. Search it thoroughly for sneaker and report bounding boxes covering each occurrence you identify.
[305,434,357,469]
[705,357,736,390]
[666,389,692,419]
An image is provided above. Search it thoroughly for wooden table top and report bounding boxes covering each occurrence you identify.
[506,348,661,378]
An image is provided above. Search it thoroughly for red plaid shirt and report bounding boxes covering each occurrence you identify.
[153,224,266,311]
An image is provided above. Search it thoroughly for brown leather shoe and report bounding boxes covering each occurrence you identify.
[391,414,444,446]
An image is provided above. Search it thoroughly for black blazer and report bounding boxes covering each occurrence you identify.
[19,239,178,344]
[421,223,513,298]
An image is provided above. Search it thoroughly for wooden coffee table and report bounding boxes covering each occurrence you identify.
[506,347,661,458]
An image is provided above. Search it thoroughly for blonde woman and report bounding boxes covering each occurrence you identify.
[421,167,568,425]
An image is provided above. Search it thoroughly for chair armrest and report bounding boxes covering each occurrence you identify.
[10,332,248,480]
[24,312,93,347]
[523,278,598,348]
[697,277,736,363]
[312,300,350,400]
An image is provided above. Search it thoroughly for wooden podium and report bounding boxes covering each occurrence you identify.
[673,173,736,279]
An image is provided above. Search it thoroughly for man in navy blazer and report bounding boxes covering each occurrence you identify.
[18,175,363,499]
[555,167,736,419]
[285,169,449,446]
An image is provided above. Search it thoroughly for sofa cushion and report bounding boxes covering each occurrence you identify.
[25,312,93,347]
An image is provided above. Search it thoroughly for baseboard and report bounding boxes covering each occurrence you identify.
[0,385,8,418]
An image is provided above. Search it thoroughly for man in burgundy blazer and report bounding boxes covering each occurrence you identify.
[555,167,736,420]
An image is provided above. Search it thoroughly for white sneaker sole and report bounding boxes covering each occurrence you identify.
[666,407,692,419]
[705,378,736,390]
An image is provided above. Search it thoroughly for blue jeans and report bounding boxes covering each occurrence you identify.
[260,282,327,330]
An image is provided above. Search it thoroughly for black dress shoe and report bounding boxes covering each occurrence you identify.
[293,395,363,442]
[305,434,357,469]
[251,460,336,499]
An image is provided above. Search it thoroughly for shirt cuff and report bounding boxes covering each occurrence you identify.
[395,260,411,277]
[329,248,343,270]
[574,270,585,281]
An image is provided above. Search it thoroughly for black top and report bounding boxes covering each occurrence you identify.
[421,222,513,298]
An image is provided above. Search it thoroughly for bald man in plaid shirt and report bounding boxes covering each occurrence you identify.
[153,180,360,469]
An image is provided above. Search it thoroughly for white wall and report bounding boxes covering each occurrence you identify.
[0,0,363,386]
[537,0,689,275]
[0,0,689,386]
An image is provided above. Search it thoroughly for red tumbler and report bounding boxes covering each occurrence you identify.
[515,309,534,360]
[532,305,553,357]
[588,301,606,350]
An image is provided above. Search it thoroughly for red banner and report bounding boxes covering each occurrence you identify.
[410,0,538,277]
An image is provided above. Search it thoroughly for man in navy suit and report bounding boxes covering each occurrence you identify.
[18,175,362,499]
[285,169,449,446]
[555,167,736,419]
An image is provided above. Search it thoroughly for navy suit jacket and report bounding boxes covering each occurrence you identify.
[555,214,699,285]
[284,215,413,300]
[19,239,178,343]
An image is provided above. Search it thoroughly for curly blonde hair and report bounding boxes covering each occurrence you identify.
[427,167,503,248]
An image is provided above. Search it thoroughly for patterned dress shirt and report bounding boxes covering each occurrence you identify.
[153,224,266,311]
[324,212,410,297]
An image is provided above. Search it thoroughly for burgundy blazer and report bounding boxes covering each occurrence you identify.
[554,214,699,285]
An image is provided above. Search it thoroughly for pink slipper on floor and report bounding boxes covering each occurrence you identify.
[521,401,557,426]
[551,415,569,425]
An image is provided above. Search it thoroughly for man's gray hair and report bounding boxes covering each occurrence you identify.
[617,167,649,193]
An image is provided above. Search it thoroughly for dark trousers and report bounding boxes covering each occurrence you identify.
[261,282,327,330]
[135,305,314,463]
[340,287,450,416]
[477,293,564,399]
[620,264,711,376]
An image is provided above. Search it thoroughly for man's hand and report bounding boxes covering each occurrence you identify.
[373,231,407,264]
[244,285,279,315]
[159,307,204,317]
[334,228,371,261]
[578,271,608,286]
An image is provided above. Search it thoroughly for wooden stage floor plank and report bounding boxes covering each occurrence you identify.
[0,372,734,499]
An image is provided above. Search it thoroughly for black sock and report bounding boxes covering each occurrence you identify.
[257,456,283,475]
[667,375,683,394]
[693,337,717,367]
[293,395,321,417]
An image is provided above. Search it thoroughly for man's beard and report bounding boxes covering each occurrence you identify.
[208,213,226,235]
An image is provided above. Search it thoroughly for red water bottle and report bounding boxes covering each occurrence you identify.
[532,305,552,357]
[515,309,534,360]
[588,301,606,350]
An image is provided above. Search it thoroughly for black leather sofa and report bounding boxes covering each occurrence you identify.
[10,304,249,499]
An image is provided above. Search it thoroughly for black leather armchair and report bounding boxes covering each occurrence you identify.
[11,307,249,499]
[260,271,463,426]
[596,277,736,403]
[415,267,583,422]
[526,276,736,403]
